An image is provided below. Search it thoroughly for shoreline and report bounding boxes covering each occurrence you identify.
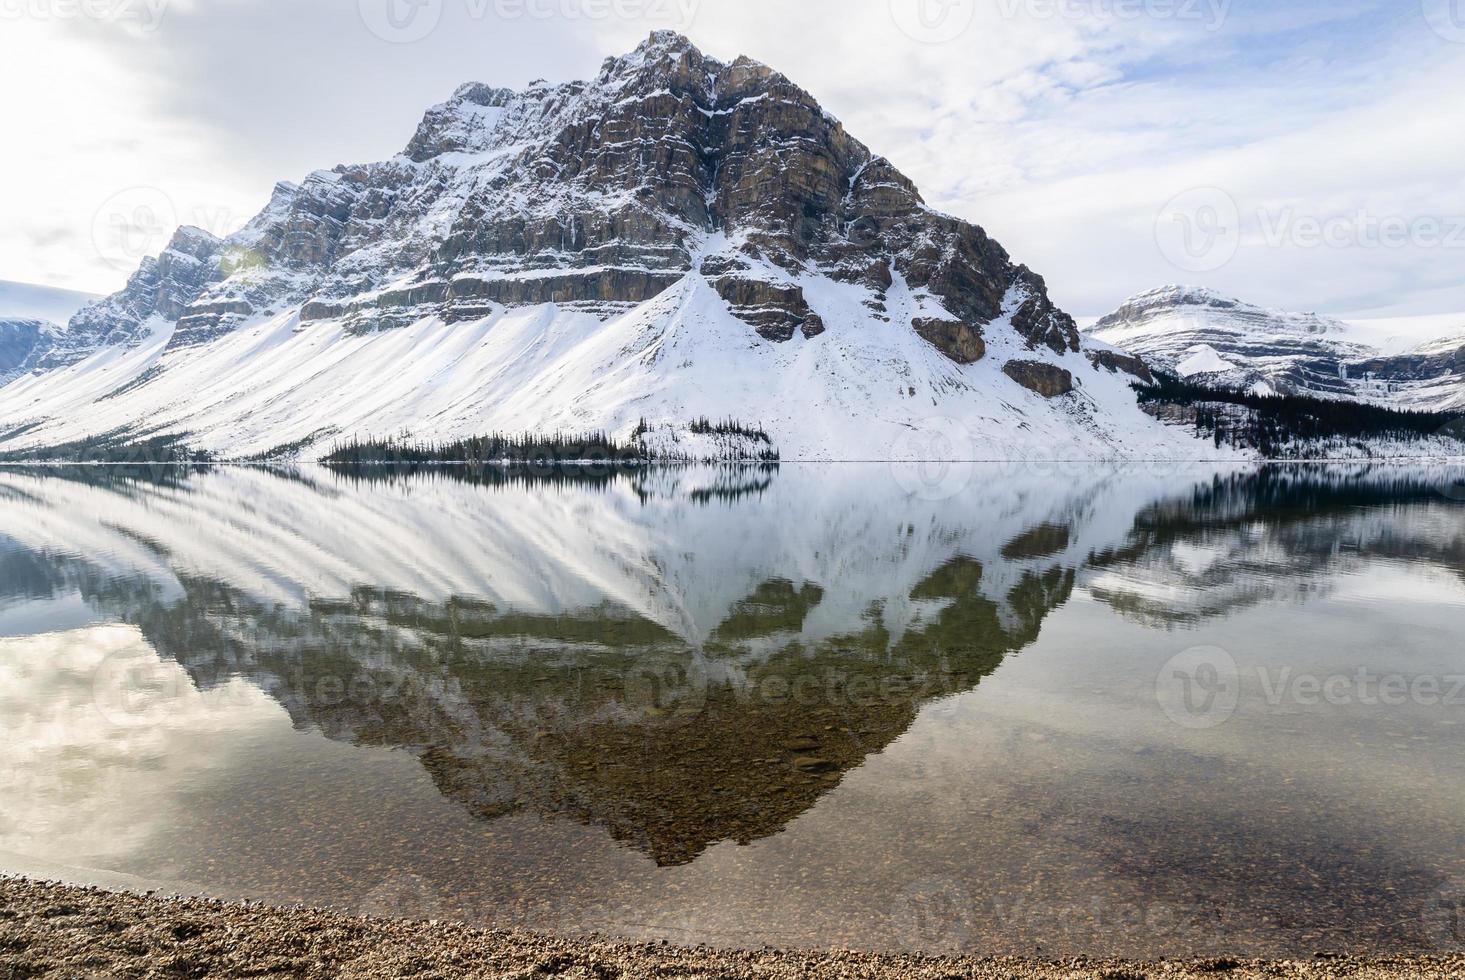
[3,877,1462,979]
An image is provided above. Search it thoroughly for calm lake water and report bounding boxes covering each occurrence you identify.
[3,462,1465,958]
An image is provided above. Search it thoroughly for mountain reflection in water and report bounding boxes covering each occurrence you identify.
[2,462,1463,957]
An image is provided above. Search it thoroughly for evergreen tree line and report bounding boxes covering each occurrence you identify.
[323,431,646,466]
[324,422,782,466]
[1138,372,1465,457]
[686,417,773,444]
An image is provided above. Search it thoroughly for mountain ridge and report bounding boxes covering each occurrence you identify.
[1089,284,1465,412]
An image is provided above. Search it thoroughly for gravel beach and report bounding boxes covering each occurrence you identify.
[3,876,1464,979]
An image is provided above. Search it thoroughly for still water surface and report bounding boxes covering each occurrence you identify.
[2,463,1464,957]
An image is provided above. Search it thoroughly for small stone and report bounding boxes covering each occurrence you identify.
[790,756,836,774]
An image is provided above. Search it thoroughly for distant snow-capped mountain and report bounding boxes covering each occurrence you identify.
[0,281,99,385]
[1089,285,1464,411]
[0,280,99,326]
[0,32,1214,462]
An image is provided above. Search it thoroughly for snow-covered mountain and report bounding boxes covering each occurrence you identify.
[0,281,99,385]
[0,33,1211,462]
[1353,330,1465,410]
[1089,285,1465,410]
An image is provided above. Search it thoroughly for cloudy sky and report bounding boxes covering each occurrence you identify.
[3,0,1464,319]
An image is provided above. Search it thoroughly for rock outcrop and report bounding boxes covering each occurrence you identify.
[1086,348,1153,383]
[912,317,985,364]
[1004,359,1074,398]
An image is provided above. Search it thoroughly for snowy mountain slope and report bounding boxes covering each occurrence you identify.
[1335,313,1465,357]
[1089,285,1465,410]
[0,275,1210,461]
[2,34,1226,460]
[1088,286,1374,397]
[1352,329,1465,412]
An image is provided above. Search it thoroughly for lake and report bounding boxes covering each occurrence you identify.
[2,462,1464,958]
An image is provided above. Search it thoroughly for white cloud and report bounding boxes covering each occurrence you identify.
[1,0,1461,317]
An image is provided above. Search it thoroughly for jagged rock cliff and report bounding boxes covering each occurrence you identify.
[57,33,1076,358]
[0,319,56,386]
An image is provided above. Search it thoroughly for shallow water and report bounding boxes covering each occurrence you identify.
[2,462,1464,958]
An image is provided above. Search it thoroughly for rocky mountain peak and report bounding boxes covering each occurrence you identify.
[43,32,1079,367]
[1098,285,1346,338]
[1089,285,1376,399]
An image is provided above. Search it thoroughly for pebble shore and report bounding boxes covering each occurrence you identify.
[4,877,1464,979]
